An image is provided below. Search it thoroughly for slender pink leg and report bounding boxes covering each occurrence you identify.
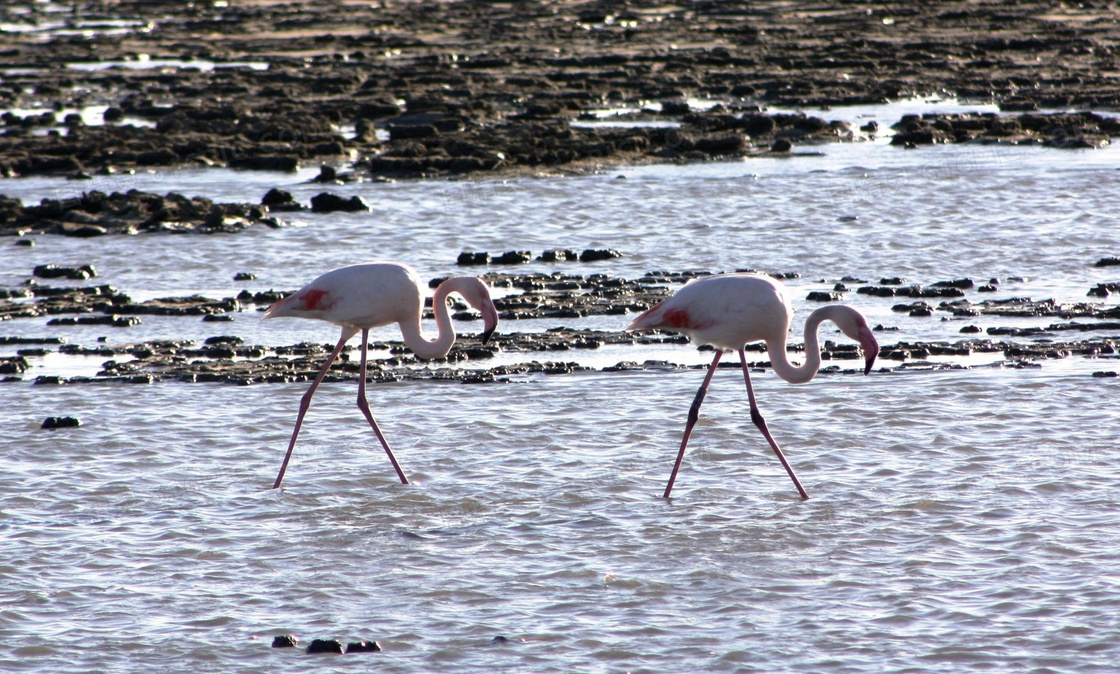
[273,330,355,489]
[355,328,409,485]
[739,349,809,500]
[663,350,722,498]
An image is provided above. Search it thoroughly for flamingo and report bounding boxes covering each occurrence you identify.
[626,272,879,500]
[264,262,499,489]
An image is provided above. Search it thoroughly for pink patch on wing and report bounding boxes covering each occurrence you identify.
[661,308,694,329]
[299,288,330,311]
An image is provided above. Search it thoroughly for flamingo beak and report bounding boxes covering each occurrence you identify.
[479,302,499,345]
[859,324,879,375]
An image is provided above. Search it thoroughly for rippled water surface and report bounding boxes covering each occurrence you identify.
[3,103,1120,671]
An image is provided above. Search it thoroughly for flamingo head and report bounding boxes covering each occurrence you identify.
[834,307,879,375]
[447,276,499,345]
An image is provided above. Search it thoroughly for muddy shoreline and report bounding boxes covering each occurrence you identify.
[2,1,1119,183]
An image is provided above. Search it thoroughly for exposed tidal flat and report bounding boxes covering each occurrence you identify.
[3,1,1120,671]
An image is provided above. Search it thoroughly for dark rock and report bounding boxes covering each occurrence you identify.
[15,239,34,247]
[960,325,983,333]
[61,223,109,237]
[42,415,81,429]
[484,635,510,646]
[312,165,340,183]
[857,285,897,297]
[388,123,437,140]
[229,155,300,172]
[580,249,622,262]
[696,133,745,155]
[357,101,401,119]
[261,188,303,212]
[492,250,532,264]
[661,100,691,116]
[930,278,974,289]
[271,635,298,648]
[345,640,382,653]
[234,272,256,281]
[770,138,792,152]
[1095,257,1120,267]
[306,639,344,654]
[1001,99,1039,112]
[457,251,491,265]
[310,193,369,213]
[0,356,30,374]
[1092,371,1118,378]
[806,291,842,302]
[537,249,579,262]
[34,264,97,280]
[204,335,244,346]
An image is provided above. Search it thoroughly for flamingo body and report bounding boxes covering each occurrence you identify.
[264,261,499,489]
[629,273,794,352]
[627,272,879,499]
[266,262,426,332]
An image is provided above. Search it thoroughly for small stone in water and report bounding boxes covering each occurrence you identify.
[306,638,344,654]
[42,416,81,429]
[271,635,298,648]
[579,248,622,262]
[457,251,490,265]
[345,640,382,653]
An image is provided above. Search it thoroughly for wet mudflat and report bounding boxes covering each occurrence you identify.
[3,1,1120,672]
[4,138,1120,672]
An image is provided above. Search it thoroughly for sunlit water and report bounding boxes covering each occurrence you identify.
[2,101,1120,671]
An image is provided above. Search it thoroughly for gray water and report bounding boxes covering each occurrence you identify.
[3,101,1120,671]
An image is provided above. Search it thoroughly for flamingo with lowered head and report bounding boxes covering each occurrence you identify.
[265,262,499,489]
[627,272,878,500]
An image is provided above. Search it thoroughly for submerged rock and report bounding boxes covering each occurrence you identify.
[306,638,344,654]
[579,249,622,262]
[42,416,81,429]
[33,264,97,280]
[457,251,491,266]
[309,192,369,213]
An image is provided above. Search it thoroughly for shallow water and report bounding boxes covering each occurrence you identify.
[3,102,1120,671]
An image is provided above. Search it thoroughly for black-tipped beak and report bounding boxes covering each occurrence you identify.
[859,325,879,375]
[478,302,498,346]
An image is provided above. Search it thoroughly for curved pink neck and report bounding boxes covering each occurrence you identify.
[397,280,461,360]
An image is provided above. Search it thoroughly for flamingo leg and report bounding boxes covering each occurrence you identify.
[355,328,409,485]
[273,330,354,489]
[738,349,810,500]
[663,350,722,498]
